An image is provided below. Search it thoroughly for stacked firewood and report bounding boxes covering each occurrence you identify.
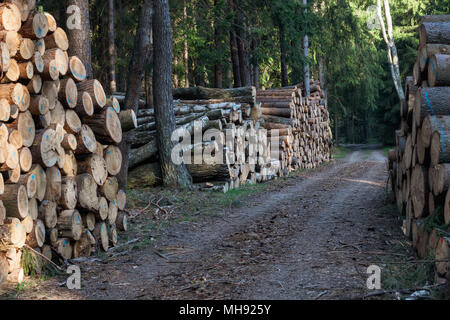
[257,80,333,172]
[0,1,132,285]
[388,15,450,284]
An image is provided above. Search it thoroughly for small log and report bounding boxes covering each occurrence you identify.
[57,209,82,241]
[1,183,28,219]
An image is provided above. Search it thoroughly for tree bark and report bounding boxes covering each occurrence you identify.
[66,0,93,79]
[108,0,116,93]
[280,24,288,87]
[235,3,250,87]
[153,0,192,188]
[117,0,153,189]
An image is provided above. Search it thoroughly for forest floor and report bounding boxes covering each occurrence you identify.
[1,148,449,300]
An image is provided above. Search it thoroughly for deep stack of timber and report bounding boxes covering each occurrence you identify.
[256,80,332,171]
[128,82,332,192]
[0,0,133,285]
[128,86,275,192]
[388,14,450,284]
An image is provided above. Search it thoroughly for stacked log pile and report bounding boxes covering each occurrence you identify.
[257,81,332,171]
[0,1,132,285]
[128,82,332,191]
[388,15,450,284]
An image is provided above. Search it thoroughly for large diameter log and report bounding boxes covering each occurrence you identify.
[428,54,450,87]
[421,115,450,148]
[419,22,450,46]
[116,211,128,231]
[76,173,98,211]
[129,137,158,169]
[0,218,25,249]
[77,154,107,186]
[186,163,231,182]
[59,77,78,109]
[0,82,23,106]
[73,229,93,258]
[19,11,49,39]
[82,107,122,144]
[15,110,34,147]
[104,145,122,176]
[77,79,106,110]
[430,130,450,165]
[433,163,450,196]
[173,86,256,103]
[0,3,21,32]
[30,164,46,201]
[1,184,28,219]
[44,27,68,51]
[420,44,450,72]
[55,238,72,259]
[59,176,77,210]
[119,109,137,132]
[69,56,87,82]
[74,124,97,154]
[414,87,450,127]
[75,90,94,117]
[26,219,45,248]
[57,209,82,241]
[99,176,118,202]
[38,200,57,229]
[31,128,58,167]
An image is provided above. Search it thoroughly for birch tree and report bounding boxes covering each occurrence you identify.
[376,0,405,101]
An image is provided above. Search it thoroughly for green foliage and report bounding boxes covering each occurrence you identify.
[38,0,450,144]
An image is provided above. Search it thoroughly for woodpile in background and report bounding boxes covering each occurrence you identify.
[0,0,133,285]
[388,14,450,284]
[126,82,332,192]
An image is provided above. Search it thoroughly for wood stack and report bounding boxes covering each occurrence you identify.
[0,1,132,284]
[128,82,332,192]
[388,15,450,284]
[257,80,333,172]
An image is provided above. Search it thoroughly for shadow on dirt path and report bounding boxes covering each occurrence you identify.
[2,150,413,300]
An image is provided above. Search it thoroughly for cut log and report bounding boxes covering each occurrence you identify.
[419,44,450,72]
[414,87,450,127]
[68,56,86,82]
[1,183,27,219]
[435,237,450,276]
[30,164,46,201]
[419,22,450,46]
[38,200,57,229]
[0,82,23,106]
[59,77,77,109]
[82,107,122,144]
[77,79,106,110]
[99,176,118,202]
[29,95,49,116]
[44,27,68,51]
[59,176,77,210]
[27,74,41,94]
[73,229,93,258]
[64,109,82,134]
[77,154,107,186]
[74,124,97,154]
[0,217,25,249]
[104,145,122,176]
[57,209,82,241]
[118,109,137,132]
[55,238,72,259]
[82,212,95,231]
[116,211,127,231]
[108,200,118,225]
[76,173,98,211]
[62,150,77,177]
[26,219,45,248]
[0,3,21,32]
[428,54,450,87]
[93,221,108,252]
[411,165,428,218]
[31,128,57,167]
[19,11,48,39]
[430,130,450,165]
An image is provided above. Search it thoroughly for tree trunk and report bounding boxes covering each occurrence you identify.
[303,0,310,97]
[108,0,116,93]
[117,0,153,189]
[153,0,192,188]
[183,0,189,88]
[66,0,93,79]
[280,24,288,87]
[235,4,250,87]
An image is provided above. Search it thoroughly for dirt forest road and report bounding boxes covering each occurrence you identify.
[4,149,412,300]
